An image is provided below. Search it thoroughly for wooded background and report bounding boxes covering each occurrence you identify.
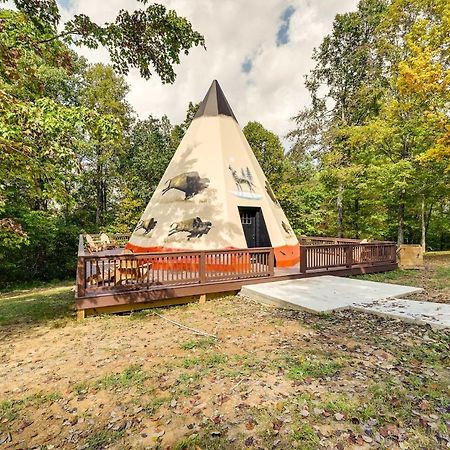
[1,0,449,285]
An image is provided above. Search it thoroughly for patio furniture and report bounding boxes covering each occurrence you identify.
[100,233,117,250]
[114,260,151,284]
[85,234,104,253]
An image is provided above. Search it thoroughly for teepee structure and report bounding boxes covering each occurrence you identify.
[126,80,299,267]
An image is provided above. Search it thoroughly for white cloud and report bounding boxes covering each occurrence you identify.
[60,0,359,140]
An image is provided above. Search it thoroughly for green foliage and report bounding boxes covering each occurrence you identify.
[289,0,450,247]
[243,121,287,188]
[75,63,129,227]
[122,115,176,207]
[116,102,198,232]
[2,0,205,83]
[0,2,205,283]
[276,179,329,235]
[0,211,79,283]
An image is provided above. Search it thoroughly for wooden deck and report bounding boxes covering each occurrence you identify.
[76,234,398,316]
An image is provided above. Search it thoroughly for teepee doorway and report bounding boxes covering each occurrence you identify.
[238,207,272,249]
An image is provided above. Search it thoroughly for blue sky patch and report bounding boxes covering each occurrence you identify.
[276,5,295,46]
[58,0,72,10]
[241,57,253,74]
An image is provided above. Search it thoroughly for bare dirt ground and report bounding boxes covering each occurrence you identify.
[0,267,449,449]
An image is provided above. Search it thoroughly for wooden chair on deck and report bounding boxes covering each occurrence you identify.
[100,233,117,250]
[85,234,104,253]
[114,260,151,285]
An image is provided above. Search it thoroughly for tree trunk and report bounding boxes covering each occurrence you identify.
[102,179,107,221]
[397,189,405,245]
[421,196,426,252]
[397,139,409,246]
[96,161,102,227]
[354,197,360,238]
[337,184,344,238]
[425,203,433,234]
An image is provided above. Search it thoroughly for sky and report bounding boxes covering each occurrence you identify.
[58,0,359,140]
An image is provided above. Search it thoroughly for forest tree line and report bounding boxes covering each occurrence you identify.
[1,0,449,284]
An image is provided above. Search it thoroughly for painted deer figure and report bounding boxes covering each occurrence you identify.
[228,165,255,193]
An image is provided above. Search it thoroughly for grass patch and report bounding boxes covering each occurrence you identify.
[396,331,449,367]
[277,355,341,380]
[324,395,358,415]
[355,269,421,285]
[143,397,170,416]
[173,434,202,450]
[291,424,320,449]
[182,357,201,369]
[0,282,74,326]
[181,353,227,370]
[0,278,72,294]
[128,310,150,320]
[356,265,450,291]
[425,250,450,256]
[180,337,216,350]
[73,381,90,396]
[0,400,20,421]
[0,391,62,422]
[95,364,149,391]
[73,365,154,396]
[204,353,227,368]
[84,430,123,449]
[25,391,61,406]
[221,353,267,378]
[173,428,229,450]
[177,372,201,384]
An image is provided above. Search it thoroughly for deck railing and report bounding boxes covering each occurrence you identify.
[298,236,393,245]
[299,242,397,273]
[75,234,397,302]
[76,244,274,297]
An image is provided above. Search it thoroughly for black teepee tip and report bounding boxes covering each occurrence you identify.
[193,80,237,122]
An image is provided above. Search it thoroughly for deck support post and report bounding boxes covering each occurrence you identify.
[199,294,207,304]
[299,246,307,273]
[345,245,353,268]
[76,256,86,298]
[199,251,206,284]
[268,248,275,276]
[77,309,86,321]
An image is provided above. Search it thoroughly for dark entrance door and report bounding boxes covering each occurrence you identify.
[238,207,271,248]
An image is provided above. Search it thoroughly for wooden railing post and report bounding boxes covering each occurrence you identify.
[346,244,353,268]
[76,256,86,297]
[268,248,275,276]
[392,244,398,263]
[199,251,206,284]
[76,234,86,298]
[299,245,307,273]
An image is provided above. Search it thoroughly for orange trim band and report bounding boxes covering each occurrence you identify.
[125,243,251,271]
[274,244,300,267]
[124,243,300,269]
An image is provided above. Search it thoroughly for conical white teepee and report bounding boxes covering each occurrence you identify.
[126,80,299,267]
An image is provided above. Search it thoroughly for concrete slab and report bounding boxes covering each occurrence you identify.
[352,299,450,329]
[240,276,422,313]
